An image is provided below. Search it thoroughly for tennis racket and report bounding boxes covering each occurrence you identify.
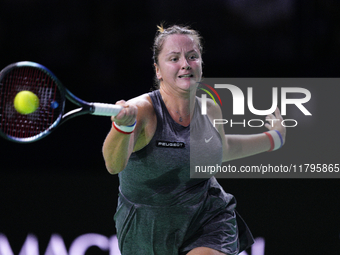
[0,61,122,143]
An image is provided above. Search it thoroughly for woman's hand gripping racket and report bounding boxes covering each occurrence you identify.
[0,61,122,143]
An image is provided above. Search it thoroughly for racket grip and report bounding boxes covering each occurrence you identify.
[91,103,123,116]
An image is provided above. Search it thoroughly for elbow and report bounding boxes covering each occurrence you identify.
[222,137,243,162]
[102,144,130,175]
[106,166,119,175]
[102,150,127,175]
[105,161,127,175]
[105,165,122,175]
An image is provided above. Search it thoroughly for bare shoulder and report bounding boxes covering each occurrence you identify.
[127,93,152,108]
[127,93,155,124]
[197,96,222,120]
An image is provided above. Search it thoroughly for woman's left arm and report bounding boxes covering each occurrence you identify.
[208,102,286,162]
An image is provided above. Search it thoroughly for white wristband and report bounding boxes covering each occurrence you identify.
[264,130,283,151]
[113,121,136,134]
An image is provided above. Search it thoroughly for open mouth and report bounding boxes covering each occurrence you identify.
[178,74,193,78]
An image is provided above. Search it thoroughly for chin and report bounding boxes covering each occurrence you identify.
[179,79,198,89]
[178,83,195,93]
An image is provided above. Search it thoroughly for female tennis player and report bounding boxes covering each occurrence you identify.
[102,25,286,255]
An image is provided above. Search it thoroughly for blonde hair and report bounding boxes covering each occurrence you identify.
[156,24,165,33]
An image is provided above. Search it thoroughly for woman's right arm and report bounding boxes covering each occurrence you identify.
[102,94,155,174]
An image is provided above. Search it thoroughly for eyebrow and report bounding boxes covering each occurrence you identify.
[166,50,197,56]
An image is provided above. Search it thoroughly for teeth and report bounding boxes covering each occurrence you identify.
[179,74,192,78]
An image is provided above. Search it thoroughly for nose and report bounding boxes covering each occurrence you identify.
[181,58,191,70]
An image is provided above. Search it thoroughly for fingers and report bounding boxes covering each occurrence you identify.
[111,100,138,126]
[265,107,282,125]
[266,107,282,120]
[273,107,282,119]
[265,108,280,130]
[265,107,286,144]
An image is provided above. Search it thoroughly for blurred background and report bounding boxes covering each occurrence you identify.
[0,0,339,254]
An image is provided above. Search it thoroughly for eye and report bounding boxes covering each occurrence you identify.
[170,57,178,62]
[189,54,199,60]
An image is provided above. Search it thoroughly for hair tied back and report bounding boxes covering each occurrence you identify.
[157,24,165,33]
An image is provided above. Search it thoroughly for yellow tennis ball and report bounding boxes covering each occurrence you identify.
[13,90,39,114]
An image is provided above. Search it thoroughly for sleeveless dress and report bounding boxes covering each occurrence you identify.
[114,90,254,255]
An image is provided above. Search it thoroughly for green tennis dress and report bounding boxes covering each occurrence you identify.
[114,90,254,255]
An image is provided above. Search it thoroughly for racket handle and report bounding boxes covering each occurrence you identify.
[91,103,123,116]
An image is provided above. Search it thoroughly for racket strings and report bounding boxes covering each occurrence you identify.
[0,66,62,140]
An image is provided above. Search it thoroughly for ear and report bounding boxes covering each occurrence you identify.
[154,63,162,80]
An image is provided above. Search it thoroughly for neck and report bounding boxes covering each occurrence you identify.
[159,85,196,125]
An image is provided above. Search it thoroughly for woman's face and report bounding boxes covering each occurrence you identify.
[155,34,202,93]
